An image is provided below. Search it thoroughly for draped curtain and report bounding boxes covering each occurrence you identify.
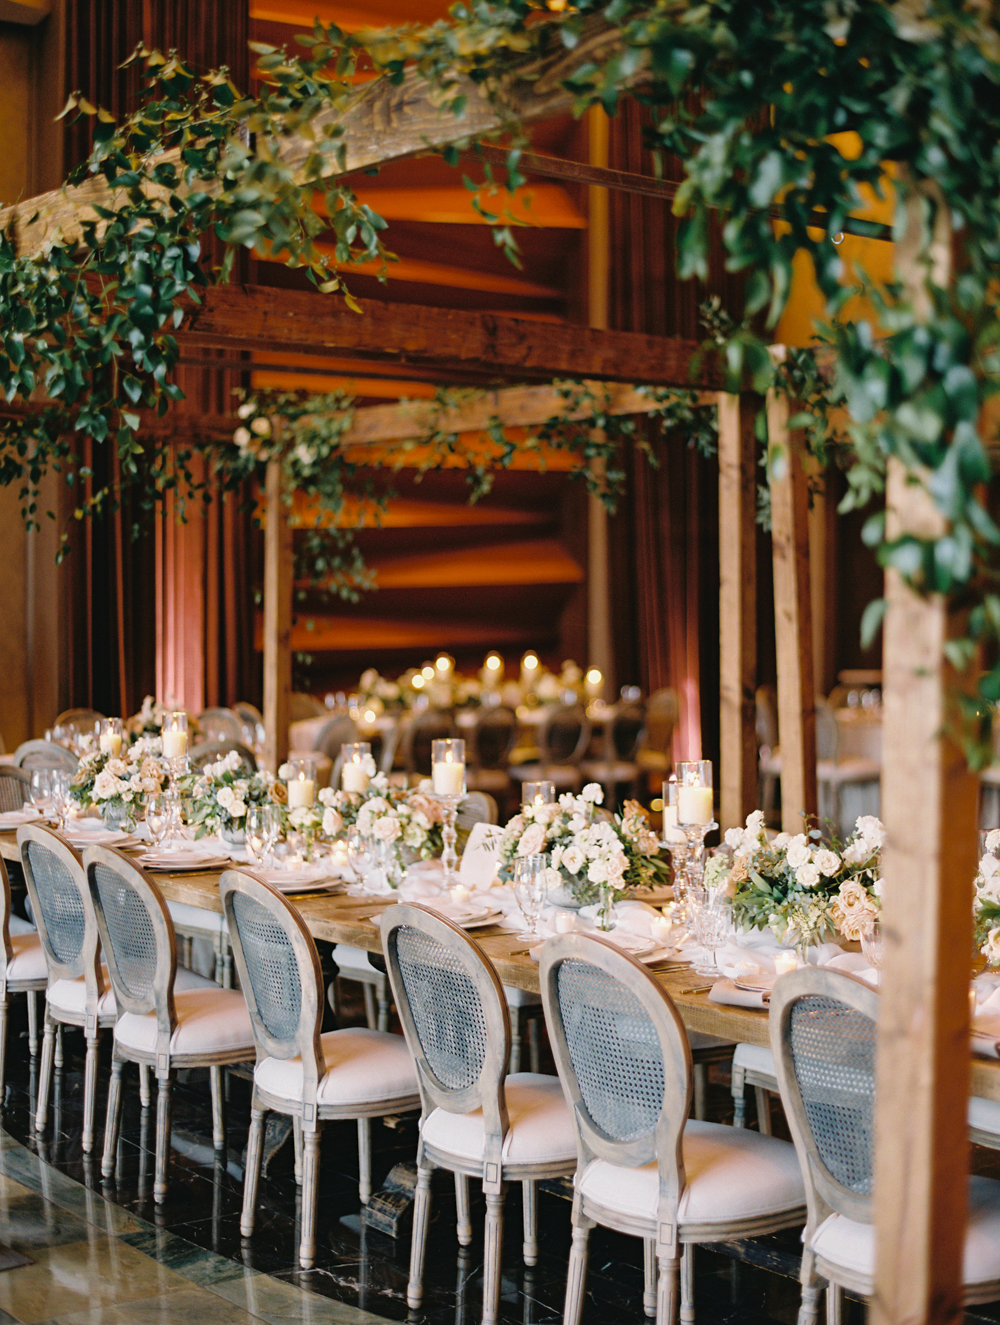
[606,98,744,766]
[63,0,256,717]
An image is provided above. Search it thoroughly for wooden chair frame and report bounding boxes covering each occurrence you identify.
[0,766,31,813]
[510,704,592,792]
[222,868,420,1267]
[18,823,116,1152]
[85,846,250,1202]
[13,741,79,773]
[540,933,806,1325]
[0,854,45,1096]
[399,709,456,777]
[381,902,575,1325]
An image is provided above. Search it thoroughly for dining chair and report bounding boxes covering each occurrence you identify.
[221,869,420,1267]
[85,846,255,1202]
[770,966,1000,1321]
[233,700,266,751]
[731,1043,779,1133]
[290,692,326,722]
[0,854,46,1098]
[18,823,118,1153]
[538,932,806,1325]
[456,790,498,830]
[13,741,79,773]
[0,767,31,812]
[401,709,455,777]
[509,704,592,795]
[381,902,578,1325]
[814,697,880,840]
[635,688,679,790]
[196,707,246,744]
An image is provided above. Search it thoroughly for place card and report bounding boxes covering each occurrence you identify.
[459,822,505,891]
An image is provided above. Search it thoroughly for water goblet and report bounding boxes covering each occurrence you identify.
[49,772,71,829]
[261,804,282,867]
[860,917,883,973]
[245,805,268,867]
[347,830,375,894]
[30,769,53,819]
[691,891,731,976]
[145,793,169,848]
[513,853,548,942]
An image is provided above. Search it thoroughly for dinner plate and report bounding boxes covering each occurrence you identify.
[255,864,335,889]
[734,972,777,994]
[140,851,230,872]
[268,878,339,895]
[597,929,657,958]
[0,808,42,831]
[63,828,140,848]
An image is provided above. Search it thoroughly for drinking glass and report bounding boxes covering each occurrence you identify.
[245,805,268,867]
[347,830,375,893]
[30,769,53,818]
[513,853,548,941]
[690,891,731,976]
[49,772,70,829]
[860,917,884,972]
[261,804,282,866]
[146,793,169,847]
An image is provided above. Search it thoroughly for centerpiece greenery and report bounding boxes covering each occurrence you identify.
[181,750,282,839]
[69,737,168,828]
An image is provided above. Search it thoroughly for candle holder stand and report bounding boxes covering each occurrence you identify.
[680,820,718,902]
[433,793,463,889]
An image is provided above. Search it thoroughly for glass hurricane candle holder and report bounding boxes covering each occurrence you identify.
[161,711,188,766]
[661,777,689,917]
[99,717,123,757]
[286,757,316,809]
[340,743,372,794]
[431,738,466,887]
[675,760,717,898]
[522,781,556,809]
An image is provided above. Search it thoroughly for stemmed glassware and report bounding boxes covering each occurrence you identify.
[245,805,269,868]
[145,793,170,849]
[49,772,71,830]
[689,889,732,976]
[513,853,548,942]
[30,770,54,820]
[860,918,884,974]
[662,776,689,922]
[347,829,376,894]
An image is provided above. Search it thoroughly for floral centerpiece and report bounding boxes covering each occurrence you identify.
[321,773,444,857]
[125,695,200,746]
[726,811,883,948]
[69,737,168,828]
[496,784,669,907]
[973,829,1000,964]
[181,751,281,840]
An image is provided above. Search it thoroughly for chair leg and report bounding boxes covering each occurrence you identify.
[154,1071,174,1204]
[564,1202,593,1325]
[139,1063,151,1108]
[221,935,233,990]
[755,1085,772,1135]
[26,990,38,1057]
[798,1251,824,1325]
[522,1179,538,1265]
[455,1172,472,1245]
[298,1125,322,1269]
[0,996,8,1100]
[357,1117,372,1203]
[376,982,390,1034]
[528,1015,541,1074]
[35,1009,56,1134]
[101,1053,125,1178]
[293,1114,303,1186]
[482,1186,506,1325]
[732,1063,746,1127]
[656,1254,680,1325]
[643,1239,657,1317]
[53,1023,63,1070]
[510,1006,522,1074]
[241,1099,267,1238]
[680,1243,695,1325]
[825,1282,842,1325]
[693,1063,706,1120]
[407,1162,434,1309]
[362,983,378,1031]
[81,1031,101,1154]
[209,1065,226,1152]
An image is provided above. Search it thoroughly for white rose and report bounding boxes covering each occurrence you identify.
[562,845,585,875]
[229,799,247,818]
[543,867,562,891]
[814,849,841,877]
[987,830,1000,853]
[373,816,401,843]
[518,823,547,856]
[785,836,811,869]
[724,827,743,849]
[278,763,293,781]
[984,927,1000,966]
[842,840,871,865]
[250,416,271,436]
[237,402,255,419]
[856,816,886,850]
[982,855,1000,881]
[581,783,603,804]
[604,852,628,881]
[217,786,235,810]
[587,857,609,884]
[319,787,335,806]
[873,877,884,897]
[796,862,821,889]
[772,832,790,850]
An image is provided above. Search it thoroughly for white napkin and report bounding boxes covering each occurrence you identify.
[0,807,41,831]
[577,900,662,938]
[708,945,878,1008]
[971,975,1000,1057]
[255,862,332,887]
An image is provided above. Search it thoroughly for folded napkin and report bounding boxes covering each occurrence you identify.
[0,807,42,831]
[709,979,771,1010]
[577,899,663,939]
[255,863,332,888]
[708,945,879,1009]
[971,975,1000,1057]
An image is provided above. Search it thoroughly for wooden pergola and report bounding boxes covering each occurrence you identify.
[0,50,977,1325]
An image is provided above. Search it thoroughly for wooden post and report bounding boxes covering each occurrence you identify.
[717,392,758,830]
[767,388,817,833]
[262,450,292,775]
[872,178,976,1325]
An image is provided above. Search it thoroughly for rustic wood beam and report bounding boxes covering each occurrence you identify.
[717,392,758,832]
[768,388,817,833]
[262,450,292,775]
[872,180,974,1325]
[174,285,718,389]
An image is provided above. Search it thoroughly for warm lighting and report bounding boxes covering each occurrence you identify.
[485,653,502,671]
[411,674,425,689]
[435,653,454,676]
[651,797,664,812]
[421,664,435,680]
[585,667,603,700]
[522,652,539,670]
[364,709,377,724]
[99,717,123,757]
[341,742,372,793]
[161,711,188,761]
[286,757,316,809]
[521,651,540,688]
[431,738,466,796]
[675,760,714,825]
[773,952,798,976]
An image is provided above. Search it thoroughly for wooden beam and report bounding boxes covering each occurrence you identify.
[768,388,817,833]
[872,179,974,1325]
[175,285,719,389]
[717,392,758,831]
[261,451,292,775]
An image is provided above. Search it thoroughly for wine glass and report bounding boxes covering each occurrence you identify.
[860,918,884,972]
[49,772,70,829]
[30,769,53,819]
[347,830,375,893]
[145,793,169,849]
[513,853,548,942]
[261,804,282,866]
[690,890,731,976]
[245,805,268,867]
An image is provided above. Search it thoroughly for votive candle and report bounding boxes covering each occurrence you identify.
[431,738,465,796]
[287,757,316,809]
[161,711,188,760]
[99,718,123,757]
[341,742,371,793]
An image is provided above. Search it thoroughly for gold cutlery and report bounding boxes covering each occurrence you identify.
[679,983,716,994]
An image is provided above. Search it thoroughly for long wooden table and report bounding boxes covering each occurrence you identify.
[5,829,1000,1101]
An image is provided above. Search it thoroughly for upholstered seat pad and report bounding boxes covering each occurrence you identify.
[8,916,36,937]
[504,985,541,1008]
[733,1042,777,1077]
[421,1072,576,1167]
[254,1027,417,1107]
[167,901,226,934]
[334,946,383,981]
[969,1095,1000,1135]
[577,1121,804,1227]
[115,988,254,1058]
[48,969,117,1018]
[6,933,47,982]
[812,1176,1000,1285]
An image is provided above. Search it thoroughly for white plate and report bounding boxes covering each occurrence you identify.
[268,877,339,895]
[0,808,42,831]
[734,973,777,994]
[598,930,657,958]
[255,864,335,888]
[64,828,138,848]
[140,851,230,872]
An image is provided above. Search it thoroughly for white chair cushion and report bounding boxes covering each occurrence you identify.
[115,988,254,1058]
[421,1072,576,1167]
[334,946,384,982]
[504,985,541,1008]
[733,1042,777,1077]
[254,1027,417,1107]
[167,901,226,935]
[969,1095,1000,1136]
[577,1120,804,1227]
[6,933,47,982]
[48,971,117,1018]
[816,758,881,785]
[174,966,222,992]
[812,1176,1000,1286]
[9,915,36,937]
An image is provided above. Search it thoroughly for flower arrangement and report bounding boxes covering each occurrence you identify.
[726,811,884,948]
[496,784,668,906]
[181,751,280,838]
[973,830,1000,964]
[124,695,201,745]
[69,737,167,822]
[318,772,444,860]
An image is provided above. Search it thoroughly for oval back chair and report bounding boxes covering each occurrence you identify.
[0,853,46,1098]
[400,709,456,777]
[221,869,419,1267]
[381,903,576,1325]
[196,707,246,744]
[188,740,257,774]
[18,823,112,1152]
[13,741,79,773]
[539,933,805,1325]
[0,767,31,813]
[510,705,591,795]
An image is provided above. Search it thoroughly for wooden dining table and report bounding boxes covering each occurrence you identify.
[5,827,1000,1104]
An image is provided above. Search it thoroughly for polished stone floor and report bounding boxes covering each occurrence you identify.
[7,980,996,1323]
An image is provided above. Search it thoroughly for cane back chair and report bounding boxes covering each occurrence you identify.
[221,869,419,1267]
[85,846,254,1202]
[0,767,31,813]
[381,903,577,1325]
[539,933,806,1325]
[770,967,1000,1322]
[0,854,46,1098]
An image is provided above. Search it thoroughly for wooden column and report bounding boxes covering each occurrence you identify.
[768,389,817,832]
[262,453,292,775]
[586,104,613,700]
[872,178,975,1325]
[717,392,758,830]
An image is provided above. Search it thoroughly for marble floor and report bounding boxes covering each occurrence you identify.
[0,985,990,1324]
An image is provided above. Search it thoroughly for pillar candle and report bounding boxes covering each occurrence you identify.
[432,761,465,795]
[342,763,370,793]
[162,730,187,760]
[677,784,713,824]
[99,733,122,756]
[287,778,315,809]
